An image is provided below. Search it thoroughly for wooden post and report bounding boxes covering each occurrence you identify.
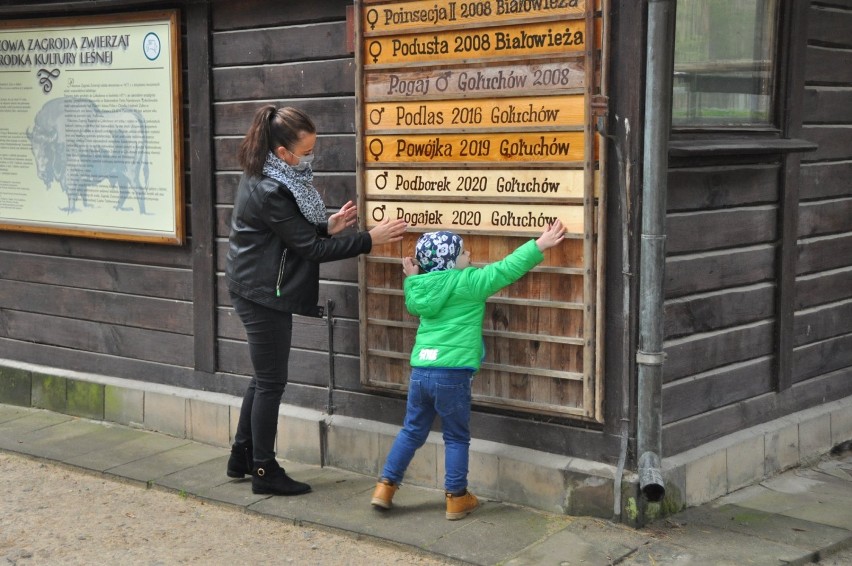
[774,0,810,392]
[187,1,217,374]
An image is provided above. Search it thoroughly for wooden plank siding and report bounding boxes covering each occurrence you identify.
[210,1,366,393]
[661,161,781,447]
[803,89,852,125]
[796,267,852,309]
[800,161,852,200]
[797,232,852,275]
[793,4,852,390]
[662,0,852,455]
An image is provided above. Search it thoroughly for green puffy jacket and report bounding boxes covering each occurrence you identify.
[404,239,544,371]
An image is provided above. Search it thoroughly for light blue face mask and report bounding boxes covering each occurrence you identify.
[290,151,315,171]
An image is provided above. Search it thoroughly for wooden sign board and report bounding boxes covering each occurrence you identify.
[365,168,586,200]
[365,95,584,131]
[365,132,585,163]
[362,0,586,34]
[356,0,606,421]
[364,20,587,66]
[364,201,585,235]
[365,61,585,101]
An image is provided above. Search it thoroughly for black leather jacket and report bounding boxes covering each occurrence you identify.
[225,174,371,316]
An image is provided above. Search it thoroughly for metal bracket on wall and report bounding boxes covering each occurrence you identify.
[636,350,666,366]
[326,299,336,415]
[591,94,609,121]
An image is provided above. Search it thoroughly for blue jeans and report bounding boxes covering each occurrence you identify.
[380,367,473,493]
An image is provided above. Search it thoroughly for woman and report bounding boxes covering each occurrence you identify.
[225,105,406,496]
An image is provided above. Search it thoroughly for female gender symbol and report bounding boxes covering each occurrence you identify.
[366,9,379,30]
[368,138,384,161]
[368,41,382,64]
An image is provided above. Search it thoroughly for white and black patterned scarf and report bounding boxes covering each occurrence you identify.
[262,151,327,225]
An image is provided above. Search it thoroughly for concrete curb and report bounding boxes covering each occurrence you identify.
[1,402,851,566]
[3,358,852,525]
[0,359,617,518]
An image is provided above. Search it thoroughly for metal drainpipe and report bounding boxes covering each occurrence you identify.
[597,114,633,522]
[636,0,676,504]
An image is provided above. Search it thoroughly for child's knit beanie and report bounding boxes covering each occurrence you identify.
[415,231,463,273]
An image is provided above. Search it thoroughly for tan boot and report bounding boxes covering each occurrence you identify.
[371,478,398,509]
[445,490,479,520]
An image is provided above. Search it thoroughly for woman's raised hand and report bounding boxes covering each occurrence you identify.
[369,218,408,245]
[327,201,357,236]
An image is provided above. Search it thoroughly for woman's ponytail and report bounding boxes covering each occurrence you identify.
[238,104,277,176]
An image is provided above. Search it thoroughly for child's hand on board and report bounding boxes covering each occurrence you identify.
[536,220,567,251]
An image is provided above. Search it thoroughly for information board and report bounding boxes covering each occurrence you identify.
[357,0,605,420]
[0,11,183,244]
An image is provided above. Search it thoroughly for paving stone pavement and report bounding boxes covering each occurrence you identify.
[2,404,850,565]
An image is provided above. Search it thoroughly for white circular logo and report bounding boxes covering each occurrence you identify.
[143,32,161,61]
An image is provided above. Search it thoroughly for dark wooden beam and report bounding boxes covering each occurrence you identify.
[668,137,817,156]
[186,0,217,374]
[600,0,645,450]
[775,0,811,392]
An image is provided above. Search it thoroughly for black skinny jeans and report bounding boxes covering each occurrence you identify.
[230,292,293,465]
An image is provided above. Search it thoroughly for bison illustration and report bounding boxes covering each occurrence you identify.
[26,97,150,214]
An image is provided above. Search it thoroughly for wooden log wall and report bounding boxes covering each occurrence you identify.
[661,0,852,456]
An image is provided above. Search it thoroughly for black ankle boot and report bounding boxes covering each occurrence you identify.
[226,444,252,479]
[252,459,311,496]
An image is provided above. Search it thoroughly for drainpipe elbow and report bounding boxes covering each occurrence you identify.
[638,451,665,502]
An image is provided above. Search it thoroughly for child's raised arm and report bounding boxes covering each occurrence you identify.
[535,220,567,251]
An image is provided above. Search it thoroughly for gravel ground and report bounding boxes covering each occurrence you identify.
[817,545,852,565]
[0,452,456,566]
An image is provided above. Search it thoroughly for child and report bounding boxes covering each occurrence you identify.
[371,221,567,520]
